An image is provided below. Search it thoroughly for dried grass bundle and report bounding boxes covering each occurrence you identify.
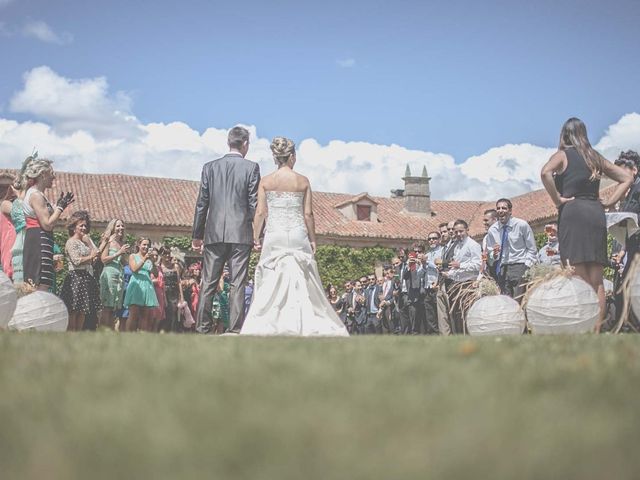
[449,276,500,320]
[613,253,640,333]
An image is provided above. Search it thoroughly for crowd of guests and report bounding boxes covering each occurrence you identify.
[0,152,246,332]
[326,201,562,335]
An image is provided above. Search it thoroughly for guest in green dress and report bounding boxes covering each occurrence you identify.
[99,219,130,330]
[123,237,158,332]
[10,197,25,283]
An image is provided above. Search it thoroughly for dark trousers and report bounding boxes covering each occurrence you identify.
[196,242,252,334]
[365,313,383,334]
[415,290,439,334]
[397,292,415,334]
[497,263,528,302]
[447,280,474,334]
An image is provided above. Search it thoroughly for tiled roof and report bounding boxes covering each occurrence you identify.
[0,169,570,242]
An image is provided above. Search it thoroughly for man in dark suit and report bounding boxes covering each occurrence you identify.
[364,273,383,334]
[192,126,261,334]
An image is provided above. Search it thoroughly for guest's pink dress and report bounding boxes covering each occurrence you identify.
[0,213,16,278]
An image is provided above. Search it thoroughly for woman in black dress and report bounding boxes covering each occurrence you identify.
[541,117,631,329]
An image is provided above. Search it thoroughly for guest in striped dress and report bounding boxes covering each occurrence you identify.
[21,157,74,290]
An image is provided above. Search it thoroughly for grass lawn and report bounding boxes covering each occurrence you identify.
[1,332,640,479]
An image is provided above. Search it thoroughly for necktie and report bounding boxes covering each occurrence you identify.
[496,225,509,276]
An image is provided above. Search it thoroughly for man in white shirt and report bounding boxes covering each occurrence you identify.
[481,209,499,280]
[419,232,444,334]
[443,219,482,333]
[486,198,538,302]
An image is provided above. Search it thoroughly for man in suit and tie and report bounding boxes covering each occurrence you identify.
[192,126,261,334]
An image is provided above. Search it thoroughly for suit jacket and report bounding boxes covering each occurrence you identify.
[192,153,261,245]
[365,284,382,313]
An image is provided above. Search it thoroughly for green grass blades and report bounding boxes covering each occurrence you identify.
[1,333,640,479]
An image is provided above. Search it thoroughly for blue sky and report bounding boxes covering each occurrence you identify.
[0,0,639,199]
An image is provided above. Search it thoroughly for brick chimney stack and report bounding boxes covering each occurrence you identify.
[402,164,431,216]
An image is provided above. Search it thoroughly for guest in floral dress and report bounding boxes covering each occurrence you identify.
[60,211,102,331]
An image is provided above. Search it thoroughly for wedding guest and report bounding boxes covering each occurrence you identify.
[438,222,449,248]
[349,279,366,334]
[378,268,396,334]
[99,219,129,329]
[158,246,182,332]
[481,209,498,279]
[364,273,383,334]
[187,261,202,319]
[486,198,537,300]
[615,151,640,279]
[149,247,166,331]
[419,231,442,334]
[328,285,343,314]
[123,237,159,332]
[443,219,482,334]
[244,280,254,317]
[537,222,561,266]
[6,154,36,283]
[0,184,18,278]
[339,280,354,328]
[212,266,230,333]
[22,157,74,289]
[541,117,631,329]
[60,210,102,331]
[116,264,132,331]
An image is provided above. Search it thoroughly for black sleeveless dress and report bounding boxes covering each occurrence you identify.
[554,147,607,266]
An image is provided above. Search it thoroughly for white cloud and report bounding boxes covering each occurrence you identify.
[10,66,138,139]
[1,66,639,201]
[336,58,356,68]
[22,20,73,45]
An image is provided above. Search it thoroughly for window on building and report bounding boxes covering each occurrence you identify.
[356,205,371,221]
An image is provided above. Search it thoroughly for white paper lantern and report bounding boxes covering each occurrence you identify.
[466,295,525,336]
[526,276,598,334]
[8,291,69,332]
[0,271,17,329]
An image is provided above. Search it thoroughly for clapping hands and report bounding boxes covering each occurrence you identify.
[56,191,75,210]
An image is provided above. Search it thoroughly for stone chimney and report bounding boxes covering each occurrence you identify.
[402,164,431,216]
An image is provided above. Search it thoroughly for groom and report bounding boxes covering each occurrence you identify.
[192,126,261,334]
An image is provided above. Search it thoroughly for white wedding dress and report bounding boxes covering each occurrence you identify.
[240,191,349,336]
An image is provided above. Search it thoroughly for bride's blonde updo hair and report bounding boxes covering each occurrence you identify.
[270,137,296,166]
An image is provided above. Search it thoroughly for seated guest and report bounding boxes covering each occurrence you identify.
[442,219,482,334]
[538,222,561,266]
[486,198,537,301]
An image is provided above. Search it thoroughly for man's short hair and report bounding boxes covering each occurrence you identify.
[496,198,513,210]
[617,150,640,169]
[453,219,468,229]
[228,126,250,149]
[438,222,448,229]
[484,208,498,220]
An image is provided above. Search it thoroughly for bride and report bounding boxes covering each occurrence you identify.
[240,137,349,336]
